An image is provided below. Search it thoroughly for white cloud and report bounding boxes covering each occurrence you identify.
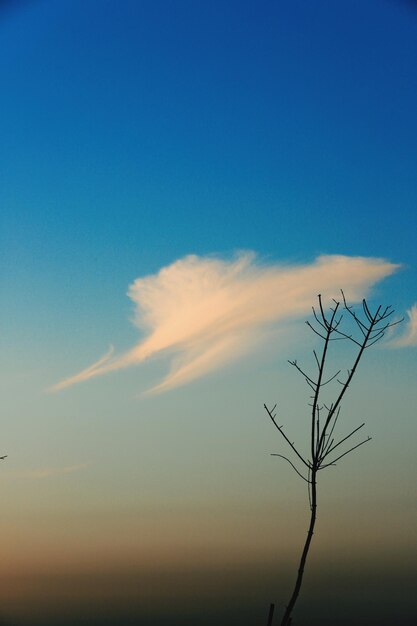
[49,252,399,394]
[389,303,417,347]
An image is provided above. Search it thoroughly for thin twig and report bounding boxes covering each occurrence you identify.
[321,436,372,468]
[270,454,311,484]
[264,404,310,469]
[322,423,365,460]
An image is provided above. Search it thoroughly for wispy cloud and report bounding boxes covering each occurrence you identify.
[389,303,417,347]
[49,253,399,394]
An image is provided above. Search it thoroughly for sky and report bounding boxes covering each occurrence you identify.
[0,0,417,624]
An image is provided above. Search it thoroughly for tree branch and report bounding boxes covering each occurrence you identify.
[321,422,365,461]
[320,436,372,468]
[264,404,310,469]
[270,454,311,484]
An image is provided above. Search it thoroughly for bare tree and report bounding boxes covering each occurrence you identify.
[264,292,401,626]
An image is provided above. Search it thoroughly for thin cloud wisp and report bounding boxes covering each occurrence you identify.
[388,303,417,347]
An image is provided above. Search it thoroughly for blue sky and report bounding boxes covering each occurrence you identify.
[1,1,417,624]
[1,0,416,363]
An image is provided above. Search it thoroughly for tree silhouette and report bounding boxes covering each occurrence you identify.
[264,292,401,626]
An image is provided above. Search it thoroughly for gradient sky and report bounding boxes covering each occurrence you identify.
[1,1,417,624]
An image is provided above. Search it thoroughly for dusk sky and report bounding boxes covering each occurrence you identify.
[1,1,417,624]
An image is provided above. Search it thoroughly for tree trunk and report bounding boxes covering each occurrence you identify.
[280,469,317,626]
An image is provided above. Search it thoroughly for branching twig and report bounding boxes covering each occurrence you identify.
[322,422,365,460]
[265,291,401,626]
[320,436,372,468]
[264,404,310,469]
